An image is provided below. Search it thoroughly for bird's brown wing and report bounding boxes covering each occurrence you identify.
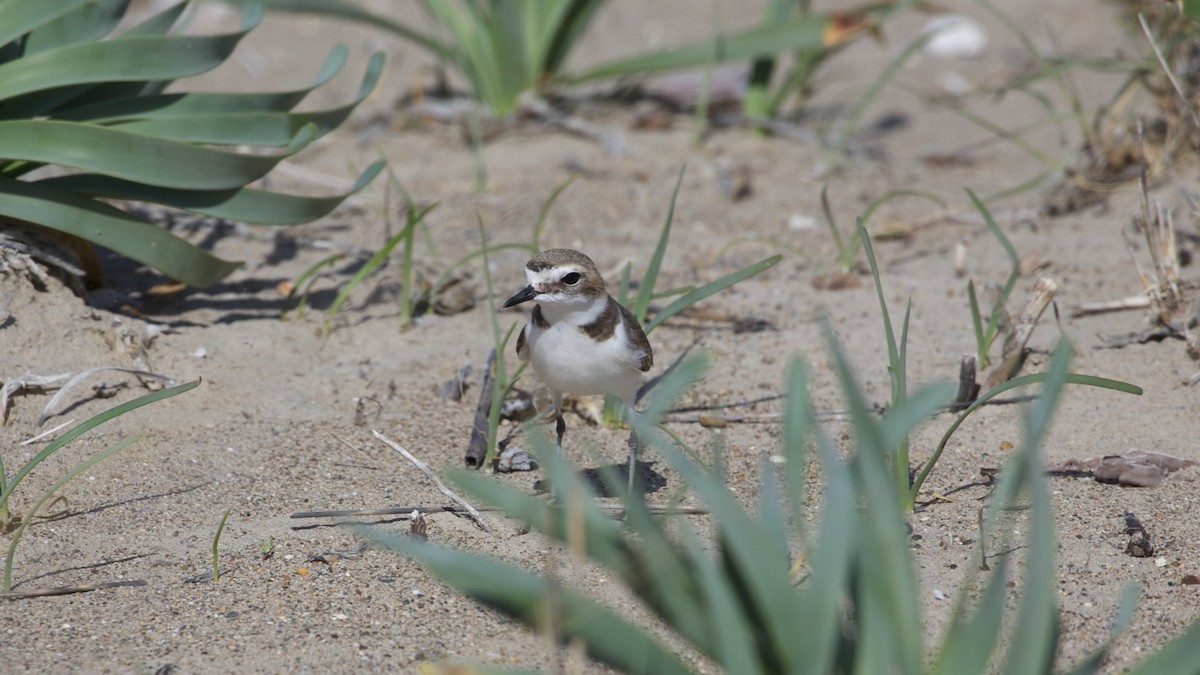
[617,302,653,372]
[515,322,530,362]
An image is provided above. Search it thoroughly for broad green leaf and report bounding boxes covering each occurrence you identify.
[219,0,453,60]
[118,0,188,37]
[0,26,255,105]
[0,120,316,190]
[37,160,385,225]
[57,44,348,121]
[632,414,803,672]
[0,0,88,50]
[108,51,384,145]
[1186,0,1200,22]
[0,177,241,287]
[22,0,128,54]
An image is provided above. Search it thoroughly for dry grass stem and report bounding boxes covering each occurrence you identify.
[983,276,1058,389]
[371,430,492,532]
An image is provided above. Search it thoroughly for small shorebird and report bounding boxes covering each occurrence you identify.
[504,248,653,492]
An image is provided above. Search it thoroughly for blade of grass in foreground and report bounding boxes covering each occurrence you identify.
[0,379,200,518]
[364,529,693,675]
[633,166,685,324]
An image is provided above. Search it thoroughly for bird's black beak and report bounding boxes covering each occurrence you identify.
[503,285,537,308]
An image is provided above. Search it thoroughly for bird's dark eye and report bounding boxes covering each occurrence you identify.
[562,272,581,285]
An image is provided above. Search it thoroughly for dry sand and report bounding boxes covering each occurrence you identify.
[1,1,1198,672]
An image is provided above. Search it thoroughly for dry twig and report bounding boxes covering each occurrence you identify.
[372,430,491,532]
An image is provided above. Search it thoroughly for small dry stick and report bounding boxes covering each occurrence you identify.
[21,418,75,446]
[290,504,711,519]
[1,579,146,600]
[372,430,491,533]
[952,354,979,411]
[983,277,1057,390]
[464,349,496,468]
[330,432,382,470]
[1072,294,1152,317]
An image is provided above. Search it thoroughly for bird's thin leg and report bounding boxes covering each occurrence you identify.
[627,427,639,496]
[555,412,566,453]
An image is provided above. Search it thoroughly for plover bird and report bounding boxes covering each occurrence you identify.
[504,248,653,492]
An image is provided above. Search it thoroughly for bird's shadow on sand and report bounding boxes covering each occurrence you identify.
[533,460,666,497]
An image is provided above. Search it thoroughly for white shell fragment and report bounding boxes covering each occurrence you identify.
[922,15,987,59]
[496,445,537,473]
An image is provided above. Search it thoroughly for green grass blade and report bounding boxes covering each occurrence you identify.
[39,159,385,226]
[1125,620,1200,674]
[569,14,831,82]
[0,379,199,536]
[530,176,573,254]
[281,252,344,318]
[858,218,900,382]
[633,166,685,323]
[742,0,793,120]
[212,507,232,582]
[799,430,857,673]
[826,29,933,164]
[819,185,848,271]
[370,530,694,675]
[322,203,437,335]
[1002,342,1074,675]
[4,433,141,592]
[1186,0,1200,21]
[631,412,802,672]
[220,0,453,60]
[0,178,240,287]
[781,358,811,541]
[967,280,987,366]
[966,188,1019,348]
[911,371,1142,498]
[542,0,606,75]
[688,523,764,674]
[1063,584,1140,674]
[931,556,1010,675]
[823,320,922,672]
[644,254,781,333]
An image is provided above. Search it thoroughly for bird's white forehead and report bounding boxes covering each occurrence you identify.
[525,264,583,287]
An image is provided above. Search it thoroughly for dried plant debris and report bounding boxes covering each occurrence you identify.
[982,276,1057,389]
[1043,9,1200,216]
[1123,509,1155,558]
[1050,449,1197,487]
[1085,181,1200,381]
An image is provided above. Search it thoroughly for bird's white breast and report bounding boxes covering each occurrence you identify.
[525,299,643,402]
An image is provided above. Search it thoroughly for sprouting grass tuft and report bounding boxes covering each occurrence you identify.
[1,378,200,591]
[213,508,232,583]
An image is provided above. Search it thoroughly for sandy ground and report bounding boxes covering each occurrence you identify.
[2,1,1199,672]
